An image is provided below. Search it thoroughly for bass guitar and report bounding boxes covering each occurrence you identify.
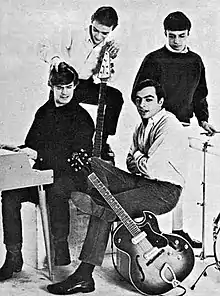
[69,150,195,296]
[92,43,115,163]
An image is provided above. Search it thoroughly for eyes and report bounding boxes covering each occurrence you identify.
[55,84,74,91]
[135,97,153,105]
[168,33,187,39]
[92,26,109,36]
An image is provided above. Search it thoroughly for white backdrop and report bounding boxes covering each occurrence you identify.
[1,0,220,259]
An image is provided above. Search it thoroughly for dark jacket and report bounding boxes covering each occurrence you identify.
[132,46,209,124]
[25,92,95,177]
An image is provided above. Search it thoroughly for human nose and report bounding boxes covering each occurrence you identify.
[61,87,67,94]
[139,99,146,108]
[174,36,180,44]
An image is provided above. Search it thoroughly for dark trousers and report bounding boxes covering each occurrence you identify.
[75,78,124,137]
[1,174,87,246]
[79,157,182,266]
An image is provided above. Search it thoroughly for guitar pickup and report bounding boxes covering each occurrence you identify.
[131,231,147,244]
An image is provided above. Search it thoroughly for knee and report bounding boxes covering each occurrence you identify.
[1,191,21,209]
[107,87,124,107]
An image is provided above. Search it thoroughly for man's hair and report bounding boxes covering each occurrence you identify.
[91,6,118,30]
[131,79,166,103]
[163,11,191,32]
[48,62,79,87]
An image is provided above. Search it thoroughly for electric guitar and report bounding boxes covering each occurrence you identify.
[69,150,195,296]
[92,44,115,162]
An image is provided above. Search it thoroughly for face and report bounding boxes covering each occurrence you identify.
[52,82,75,107]
[91,20,113,45]
[166,29,189,52]
[135,86,164,120]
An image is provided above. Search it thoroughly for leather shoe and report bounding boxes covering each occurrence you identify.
[172,230,202,248]
[71,192,116,222]
[47,273,95,295]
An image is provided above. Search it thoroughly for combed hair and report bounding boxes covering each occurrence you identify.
[91,6,118,30]
[163,11,191,32]
[48,62,79,87]
[131,79,166,103]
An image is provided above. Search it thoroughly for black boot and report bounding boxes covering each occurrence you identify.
[54,240,71,266]
[0,243,23,281]
[101,136,115,165]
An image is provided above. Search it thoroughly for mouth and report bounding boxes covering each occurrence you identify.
[138,109,149,115]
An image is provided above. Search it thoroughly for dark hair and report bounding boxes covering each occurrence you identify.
[163,11,191,32]
[91,6,118,30]
[131,79,166,103]
[48,62,79,87]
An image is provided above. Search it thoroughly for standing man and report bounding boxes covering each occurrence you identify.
[132,11,216,248]
[0,62,94,281]
[41,6,124,163]
[47,79,189,295]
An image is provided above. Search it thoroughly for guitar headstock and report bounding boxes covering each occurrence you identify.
[97,50,111,80]
[92,43,115,81]
[67,149,91,173]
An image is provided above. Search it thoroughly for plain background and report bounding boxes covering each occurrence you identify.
[0,0,220,295]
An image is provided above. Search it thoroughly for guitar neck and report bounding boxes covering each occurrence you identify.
[93,82,107,158]
[88,172,141,237]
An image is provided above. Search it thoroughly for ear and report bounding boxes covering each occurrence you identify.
[159,97,164,105]
[164,30,167,37]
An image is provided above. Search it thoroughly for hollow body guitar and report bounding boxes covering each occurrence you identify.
[70,151,195,296]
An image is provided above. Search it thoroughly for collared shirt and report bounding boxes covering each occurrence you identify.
[40,25,123,86]
[58,26,106,80]
[165,42,189,53]
[126,109,189,187]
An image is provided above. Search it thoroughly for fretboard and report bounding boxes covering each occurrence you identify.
[88,172,141,237]
[93,82,107,158]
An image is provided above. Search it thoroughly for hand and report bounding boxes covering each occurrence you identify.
[50,56,62,72]
[20,147,38,160]
[200,121,217,136]
[106,40,119,59]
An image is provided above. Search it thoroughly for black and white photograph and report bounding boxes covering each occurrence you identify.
[0,0,220,295]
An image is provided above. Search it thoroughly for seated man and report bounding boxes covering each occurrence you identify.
[0,62,94,281]
[42,6,124,163]
[47,79,189,295]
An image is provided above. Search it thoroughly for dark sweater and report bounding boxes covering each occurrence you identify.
[132,46,209,124]
[25,93,95,177]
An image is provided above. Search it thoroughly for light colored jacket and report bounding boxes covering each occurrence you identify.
[126,109,189,187]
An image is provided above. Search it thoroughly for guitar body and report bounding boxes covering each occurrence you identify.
[113,211,195,295]
[69,153,195,296]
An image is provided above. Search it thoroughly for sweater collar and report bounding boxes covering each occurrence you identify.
[165,42,188,54]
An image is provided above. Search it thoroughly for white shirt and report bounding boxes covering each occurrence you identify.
[126,109,189,187]
[40,26,122,85]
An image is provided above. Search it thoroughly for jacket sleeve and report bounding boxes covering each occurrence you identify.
[135,123,188,183]
[38,26,73,64]
[193,58,209,124]
[73,112,95,156]
[24,109,45,151]
[126,125,144,174]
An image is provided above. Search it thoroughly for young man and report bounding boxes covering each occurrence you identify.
[0,63,94,281]
[132,11,217,248]
[41,6,124,163]
[47,79,188,295]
